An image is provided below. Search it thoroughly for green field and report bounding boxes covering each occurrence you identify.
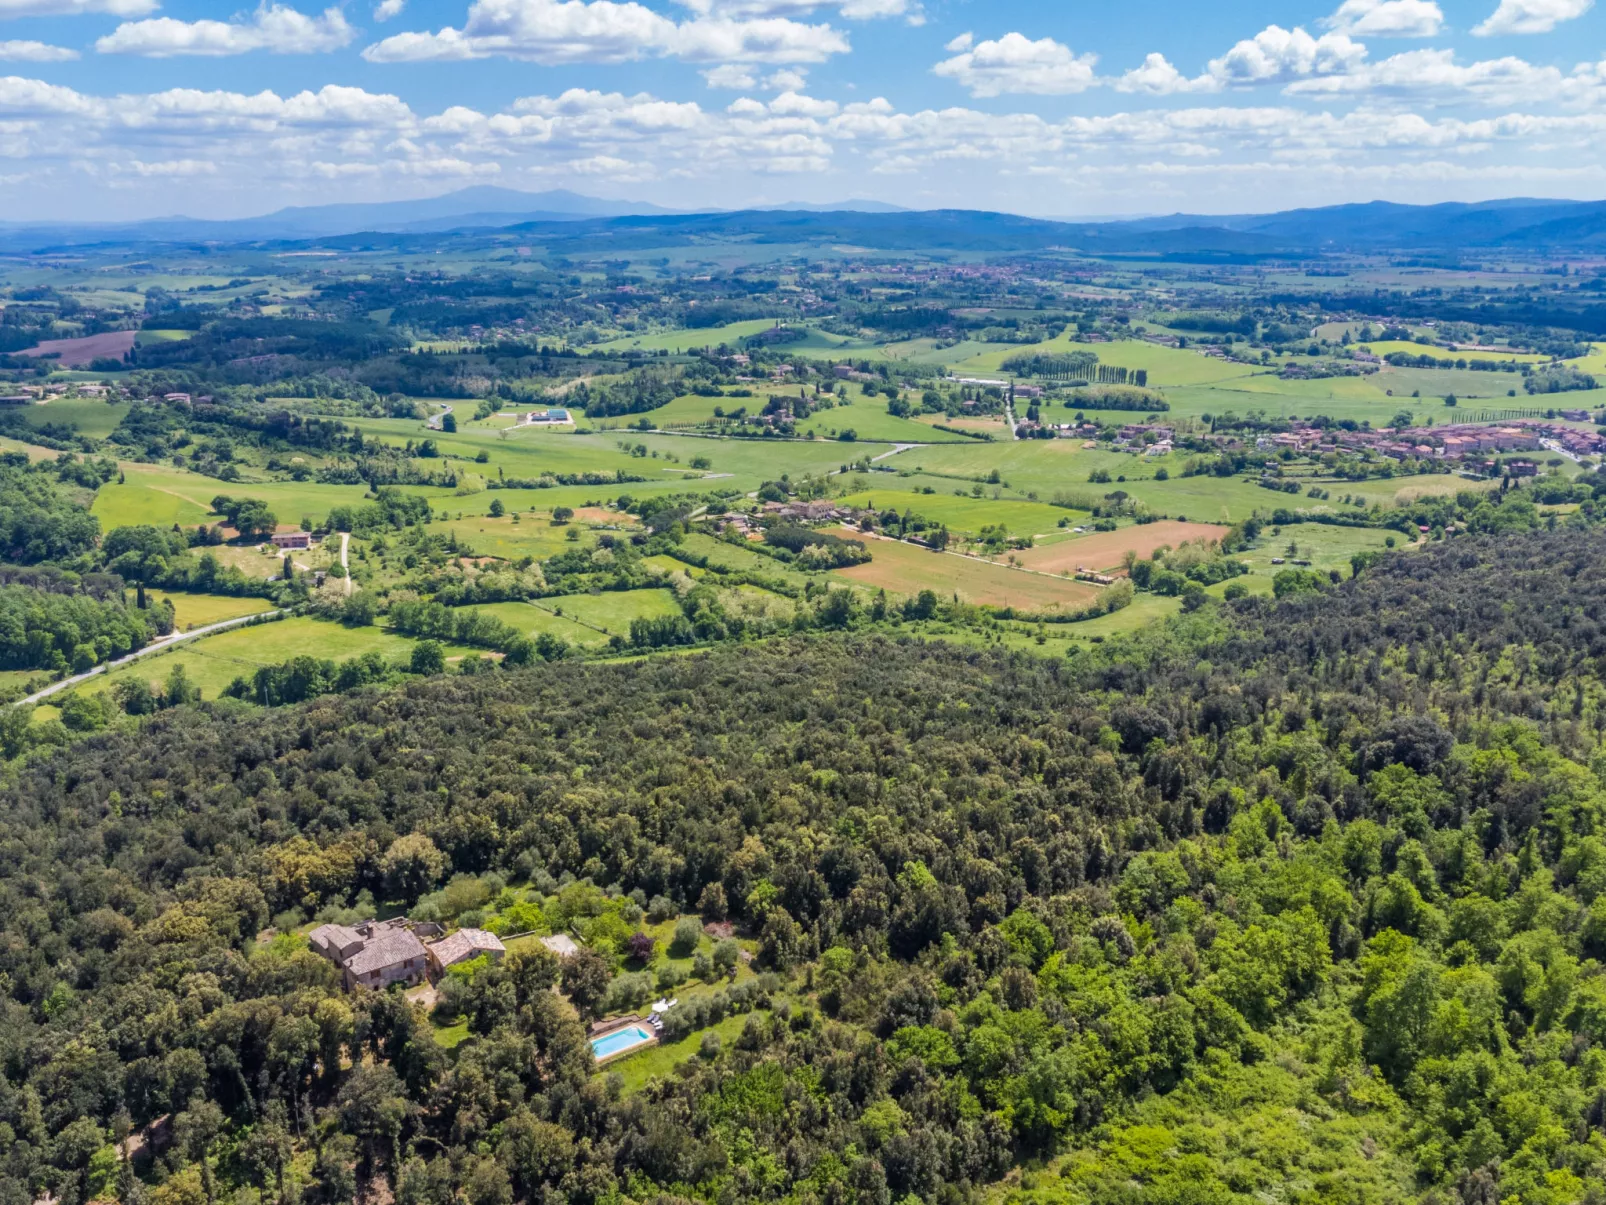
[65,617,479,702]
[836,487,1078,538]
[135,329,195,347]
[473,589,682,645]
[93,464,413,530]
[19,397,130,439]
[955,333,1258,387]
[594,319,794,353]
[428,513,586,561]
[149,589,276,629]
[1360,339,1547,364]
[794,391,969,443]
[1233,522,1402,580]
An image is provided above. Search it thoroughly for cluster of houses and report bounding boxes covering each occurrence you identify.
[1253,419,1605,465]
[308,917,583,991]
[1111,423,1174,455]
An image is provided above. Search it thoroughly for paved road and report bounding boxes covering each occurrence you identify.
[870,443,918,462]
[13,609,284,707]
[1004,397,1019,439]
[340,531,352,595]
[1541,437,1583,464]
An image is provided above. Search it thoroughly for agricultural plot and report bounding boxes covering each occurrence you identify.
[473,590,682,644]
[92,463,413,531]
[594,319,794,353]
[829,532,1100,611]
[22,396,130,439]
[427,513,589,561]
[1012,519,1231,574]
[836,487,1078,537]
[1236,522,1401,579]
[17,329,135,367]
[795,392,970,443]
[955,333,1258,387]
[149,590,276,629]
[135,329,195,347]
[68,617,479,702]
[1360,340,1547,364]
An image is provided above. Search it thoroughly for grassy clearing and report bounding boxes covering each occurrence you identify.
[92,463,419,531]
[831,534,1100,611]
[795,393,968,443]
[1236,522,1402,579]
[24,397,129,439]
[67,617,477,701]
[955,333,1260,387]
[427,514,581,561]
[149,590,276,629]
[611,1010,759,1095]
[470,601,603,647]
[837,487,1078,537]
[1360,339,1547,364]
[592,319,791,352]
[472,590,682,644]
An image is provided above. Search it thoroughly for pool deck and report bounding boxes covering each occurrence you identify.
[590,1017,659,1065]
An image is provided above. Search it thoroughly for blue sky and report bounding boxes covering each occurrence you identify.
[0,0,1601,221]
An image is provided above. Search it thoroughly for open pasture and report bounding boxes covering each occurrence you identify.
[69,617,479,701]
[829,531,1100,611]
[149,590,276,629]
[594,319,791,353]
[92,463,419,530]
[837,487,1078,537]
[473,589,682,644]
[796,392,970,443]
[23,396,130,438]
[1360,340,1547,364]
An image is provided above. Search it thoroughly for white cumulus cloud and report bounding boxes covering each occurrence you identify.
[932,31,1097,97]
[96,4,357,57]
[675,0,918,20]
[0,0,153,15]
[0,39,78,60]
[1473,0,1592,34]
[1115,52,1216,94]
[1286,47,1564,104]
[701,62,755,86]
[363,0,849,64]
[375,0,406,19]
[1207,24,1367,85]
[1324,0,1443,36]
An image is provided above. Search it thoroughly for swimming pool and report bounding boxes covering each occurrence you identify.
[591,1024,655,1060]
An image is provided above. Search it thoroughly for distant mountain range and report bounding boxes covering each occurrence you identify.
[0,187,907,246]
[1,189,1604,257]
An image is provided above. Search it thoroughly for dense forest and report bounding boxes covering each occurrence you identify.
[2,531,1606,1202]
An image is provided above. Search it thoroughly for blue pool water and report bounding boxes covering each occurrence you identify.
[591,1025,654,1059]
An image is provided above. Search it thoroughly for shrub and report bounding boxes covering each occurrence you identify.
[671,915,703,955]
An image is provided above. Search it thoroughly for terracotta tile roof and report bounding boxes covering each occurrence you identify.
[429,927,505,968]
[344,929,426,977]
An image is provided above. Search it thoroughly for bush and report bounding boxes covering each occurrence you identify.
[671,915,703,956]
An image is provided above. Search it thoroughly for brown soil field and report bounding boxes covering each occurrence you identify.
[18,329,136,367]
[575,507,634,523]
[1012,520,1231,574]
